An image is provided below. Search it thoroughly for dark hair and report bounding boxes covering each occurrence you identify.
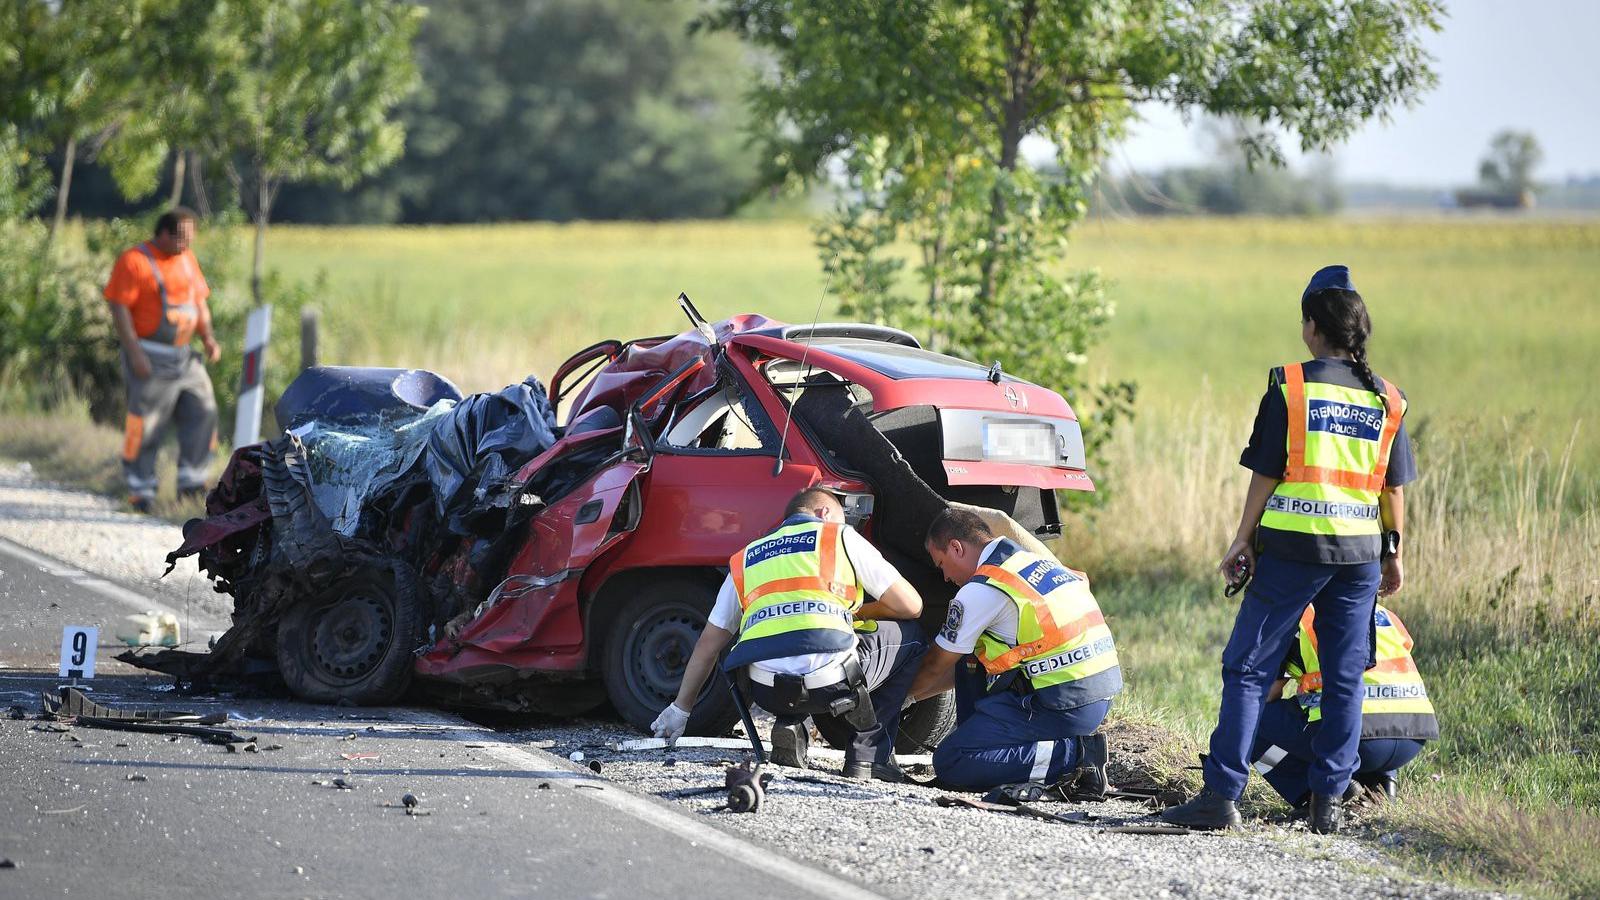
[784,487,839,518]
[925,507,992,549]
[1301,288,1386,409]
[153,206,198,237]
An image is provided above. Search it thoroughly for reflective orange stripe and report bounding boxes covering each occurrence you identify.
[740,576,847,607]
[1299,656,1418,693]
[122,414,145,462]
[1284,363,1308,475]
[1299,605,1318,652]
[728,549,746,604]
[1281,363,1405,490]
[973,563,1108,675]
[818,522,840,586]
[1370,378,1404,485]
[979,608,1106,674]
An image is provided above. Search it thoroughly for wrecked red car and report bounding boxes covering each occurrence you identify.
[149,297,1093,749]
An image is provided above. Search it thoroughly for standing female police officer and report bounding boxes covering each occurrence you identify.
[1162,265,1416,834]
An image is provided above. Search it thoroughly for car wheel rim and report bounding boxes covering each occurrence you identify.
[310,591,393,682]
[627,604,703,708]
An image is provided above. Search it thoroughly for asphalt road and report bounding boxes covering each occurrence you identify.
[0,537,879,900]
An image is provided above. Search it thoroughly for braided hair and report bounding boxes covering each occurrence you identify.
[1301,288,1386,410]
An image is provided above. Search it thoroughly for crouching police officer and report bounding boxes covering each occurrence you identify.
[1251,602,1438,807]
[651,488,928,781]
[907,508,1120,793]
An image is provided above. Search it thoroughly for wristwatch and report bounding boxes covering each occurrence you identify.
[1382,529,1401,560]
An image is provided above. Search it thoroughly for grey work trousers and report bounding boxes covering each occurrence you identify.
[121,344,217,501]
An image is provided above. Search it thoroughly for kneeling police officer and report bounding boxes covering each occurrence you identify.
[1250,601,1438,808]
[652,488,928,781]
[908,508,1120,793]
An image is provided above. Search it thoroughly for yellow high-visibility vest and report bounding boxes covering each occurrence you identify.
[723,517,863,669]
[968,539,1122,706]
[1259,362,1404,561]
[1288,604,1439,740]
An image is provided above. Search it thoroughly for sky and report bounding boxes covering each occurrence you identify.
[1107,0,1600,185]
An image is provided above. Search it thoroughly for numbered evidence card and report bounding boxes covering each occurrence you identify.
[59,625,98,679]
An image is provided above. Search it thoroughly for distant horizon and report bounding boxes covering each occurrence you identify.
[1102,0,1600,184]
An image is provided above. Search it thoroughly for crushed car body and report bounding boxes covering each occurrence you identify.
[135,299,1095,749]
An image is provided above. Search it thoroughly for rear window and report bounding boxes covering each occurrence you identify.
[807,338,1028,383]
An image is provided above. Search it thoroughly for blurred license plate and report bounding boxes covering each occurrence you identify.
[982,422,1057,465]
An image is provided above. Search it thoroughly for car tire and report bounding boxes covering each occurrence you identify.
[276,564,418,706]
[601,576,739,736]
[813,690,959,756]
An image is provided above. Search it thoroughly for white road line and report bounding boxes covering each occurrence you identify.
[393,709,888,900]
[0,535,181,618]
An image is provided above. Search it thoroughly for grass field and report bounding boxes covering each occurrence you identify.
[7,216,1595,895]
[253,218,1600,475]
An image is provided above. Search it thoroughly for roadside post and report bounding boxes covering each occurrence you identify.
[300,307,319,370]
[58,625,98,687]
[233,305,273,448]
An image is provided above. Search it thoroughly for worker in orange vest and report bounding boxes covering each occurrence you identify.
[103,207,221,512]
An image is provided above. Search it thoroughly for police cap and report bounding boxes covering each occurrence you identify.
[1302,264,1356,301]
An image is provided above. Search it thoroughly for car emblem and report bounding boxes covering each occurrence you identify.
[1003,386,1020,409]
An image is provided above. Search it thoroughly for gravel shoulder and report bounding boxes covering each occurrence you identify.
[0,460,1503,900]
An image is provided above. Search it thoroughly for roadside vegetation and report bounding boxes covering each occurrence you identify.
[2,215,1595,896]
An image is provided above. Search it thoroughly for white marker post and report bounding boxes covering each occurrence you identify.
[233,304,273,448]
[59,626,98,682]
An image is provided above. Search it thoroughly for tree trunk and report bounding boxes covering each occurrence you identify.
[977,0,1037,310]
[46,136,77,252]
[168,150,187,207]
[251,176,270,306]
[189,154,212,218]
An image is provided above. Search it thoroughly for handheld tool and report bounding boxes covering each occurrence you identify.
[1224,553,1253,598]
[718,667,772,812]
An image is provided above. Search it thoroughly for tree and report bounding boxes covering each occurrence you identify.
[1477,129,1542,196]
[200,0,421,303]
[274,0,759,224]
[702,0,1442,443]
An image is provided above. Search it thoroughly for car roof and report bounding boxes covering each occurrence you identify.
[794,337,1029,384]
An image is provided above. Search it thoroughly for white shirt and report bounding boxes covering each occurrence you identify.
[710,524,902,677]
[934,538,1021,654]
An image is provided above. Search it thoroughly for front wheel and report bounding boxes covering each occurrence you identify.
[276,565,418,705]
[600,576,739,735]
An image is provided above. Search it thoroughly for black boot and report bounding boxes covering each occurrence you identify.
[1308,792,1343,834]
[1065,732,1110,800]
[842,760,911,783]
[770,721,809,769]
[1159,787,1242,829]
[1356,772,1398,802]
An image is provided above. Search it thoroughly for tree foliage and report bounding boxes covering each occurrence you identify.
[702,0,1442,453]
[196,0,421,302]
[1477,129,1543,196]
[275,0,760,224]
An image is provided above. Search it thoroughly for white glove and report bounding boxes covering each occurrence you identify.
[650,703,691,747]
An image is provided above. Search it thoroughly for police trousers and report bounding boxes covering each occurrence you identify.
[931,659,1110,791]
[747,620,927,767]
[1203,553,1380,800]
[121,345,217,501]
[1250,699,1424,805]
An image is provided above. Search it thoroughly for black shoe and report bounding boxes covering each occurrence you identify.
[1308,792,1344,834]
[843,760,910,783]
[769,722,809,769]
[1066,732,1110,800]
[127,495,154,514]
[1159,787,1242,830]
[1356,772,1398,802]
